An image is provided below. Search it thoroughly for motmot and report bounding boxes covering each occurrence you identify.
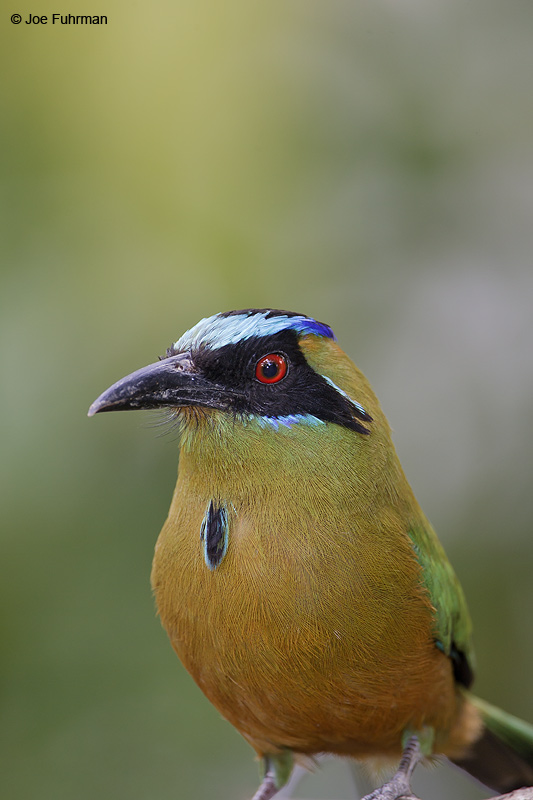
[89,308,533,800]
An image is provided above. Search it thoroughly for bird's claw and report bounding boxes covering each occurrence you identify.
[250,771,278,800]
[361,777,420,800]
[361,737,422,800]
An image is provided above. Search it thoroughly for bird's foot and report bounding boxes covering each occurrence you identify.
[251,751,294,800]
[361,737,422,800]
[251,771,278,800]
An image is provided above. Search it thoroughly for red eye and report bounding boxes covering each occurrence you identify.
[255,353,288,384]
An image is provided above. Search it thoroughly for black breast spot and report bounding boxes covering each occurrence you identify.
[200,500,229,570]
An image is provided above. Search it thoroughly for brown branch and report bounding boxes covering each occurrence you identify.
[285,788,533,800]
[277,746,533,800]
[354,789,533,800]
[293,795,533,800]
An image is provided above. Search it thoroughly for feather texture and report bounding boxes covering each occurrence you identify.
[151,334,474,759]
[90,309,533,796]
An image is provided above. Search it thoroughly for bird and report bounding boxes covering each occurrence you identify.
[89,308,533,800]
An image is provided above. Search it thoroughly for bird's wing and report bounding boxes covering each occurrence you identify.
[408,519,475,686]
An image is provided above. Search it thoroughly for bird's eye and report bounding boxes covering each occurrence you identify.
[255,353,288,384]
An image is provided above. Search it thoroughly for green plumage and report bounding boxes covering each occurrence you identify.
[473,696,533,761]
[408,520,474,675]
[454,695,533,792]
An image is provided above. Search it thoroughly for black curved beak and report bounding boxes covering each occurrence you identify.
[88,353,233,417]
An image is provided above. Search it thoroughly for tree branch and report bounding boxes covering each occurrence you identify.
[355,788,533,800]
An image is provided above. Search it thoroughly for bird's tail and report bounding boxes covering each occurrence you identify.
[452,694,533,793]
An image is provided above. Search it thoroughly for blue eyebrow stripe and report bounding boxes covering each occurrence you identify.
[174,311,336,352]
[252,413,326,430]
[290,318,336,340]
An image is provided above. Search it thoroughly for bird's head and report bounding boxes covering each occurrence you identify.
[88,309,375,440]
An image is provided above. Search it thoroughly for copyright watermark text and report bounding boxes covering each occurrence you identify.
[11,13,107,25]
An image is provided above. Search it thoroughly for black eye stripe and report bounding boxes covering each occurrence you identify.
[190,331,371,434]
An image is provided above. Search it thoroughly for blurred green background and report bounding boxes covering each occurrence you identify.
[2,2,533,798]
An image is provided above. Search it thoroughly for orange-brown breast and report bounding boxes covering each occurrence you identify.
[151,457,461,759]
